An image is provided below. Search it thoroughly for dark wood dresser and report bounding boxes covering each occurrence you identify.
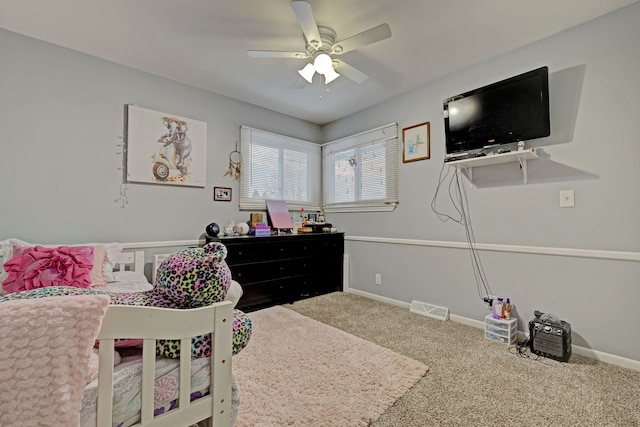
[215,233,344,312]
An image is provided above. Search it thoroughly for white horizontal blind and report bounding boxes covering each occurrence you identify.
[239,126,321,211]
[322,123,398,212]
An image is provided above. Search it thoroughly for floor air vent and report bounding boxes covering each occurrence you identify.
[410,300,450,321]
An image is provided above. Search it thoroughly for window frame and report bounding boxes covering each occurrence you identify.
[321,123,399,213]
[239,126,321,211]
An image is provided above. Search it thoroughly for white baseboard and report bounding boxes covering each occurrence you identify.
[571,346,640,371]
[345,288,640,372]
[347,288,410,309]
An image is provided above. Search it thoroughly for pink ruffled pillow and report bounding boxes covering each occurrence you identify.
[1,245,94,294]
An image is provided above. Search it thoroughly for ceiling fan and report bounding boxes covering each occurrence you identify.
[247,0,391,86]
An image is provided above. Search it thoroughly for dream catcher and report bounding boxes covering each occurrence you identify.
[224,143,241,181]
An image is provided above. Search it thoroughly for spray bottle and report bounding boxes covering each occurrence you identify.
[493,297,504,319]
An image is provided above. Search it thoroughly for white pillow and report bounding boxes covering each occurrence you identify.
[225,280,243,308]
[101,271,153,293]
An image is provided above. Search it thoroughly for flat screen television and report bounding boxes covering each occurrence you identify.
[443,66,550,157]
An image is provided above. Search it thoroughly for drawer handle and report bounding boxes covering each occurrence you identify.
[238,251,243,256]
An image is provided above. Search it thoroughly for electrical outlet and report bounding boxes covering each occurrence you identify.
[375,273,382,285]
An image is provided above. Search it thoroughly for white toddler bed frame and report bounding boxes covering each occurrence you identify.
[96,250,234,427]
[113,250,146,274]
[0,249,234,427]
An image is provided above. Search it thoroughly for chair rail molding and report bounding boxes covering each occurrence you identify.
[344,235,640,263]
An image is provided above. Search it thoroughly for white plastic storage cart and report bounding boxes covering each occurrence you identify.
[485,314,518,344]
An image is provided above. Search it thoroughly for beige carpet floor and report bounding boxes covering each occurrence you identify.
[286,292,640,426]
[232,305,428,427]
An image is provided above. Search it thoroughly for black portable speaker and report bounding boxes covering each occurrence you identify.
[529,311,572,362]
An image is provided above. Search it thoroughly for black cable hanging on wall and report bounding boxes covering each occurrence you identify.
[431,158,493,303]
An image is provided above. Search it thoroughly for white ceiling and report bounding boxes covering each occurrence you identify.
[1,0,637,125]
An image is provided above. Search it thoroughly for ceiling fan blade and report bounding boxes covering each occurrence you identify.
[331,23,391,54]
[247,50,308,59]
[333,60,369,84]
[292,76,308,89]
[291,1,322,48]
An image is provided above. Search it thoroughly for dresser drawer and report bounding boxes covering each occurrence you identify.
[293,273,342,299]
[225,240,294,264]
[238,279,295,309]
[287,238,324,257]
[231,259,293,284]
[290,256,322,275]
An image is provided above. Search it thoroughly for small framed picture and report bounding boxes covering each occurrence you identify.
[402,122,430,163]
[213,187,232,201]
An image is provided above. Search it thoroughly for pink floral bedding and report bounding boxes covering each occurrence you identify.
[80,352,240,427]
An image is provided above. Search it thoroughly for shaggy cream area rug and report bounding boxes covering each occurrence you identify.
[233,305,428,427]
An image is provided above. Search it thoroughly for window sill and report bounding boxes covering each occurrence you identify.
[323,203,397,213]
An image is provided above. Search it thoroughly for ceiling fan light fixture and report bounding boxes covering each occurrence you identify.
[313,53,333,75]
[324,68,340,84]
[298,62,315,83]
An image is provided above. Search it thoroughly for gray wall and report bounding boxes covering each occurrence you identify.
[0,28,321,244]
[324,4,640,361]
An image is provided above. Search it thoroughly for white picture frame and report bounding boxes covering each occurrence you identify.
[125,105,207,187]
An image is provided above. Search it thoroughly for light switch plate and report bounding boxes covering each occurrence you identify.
[560,190,575,208]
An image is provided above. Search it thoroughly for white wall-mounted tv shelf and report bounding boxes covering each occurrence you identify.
[446,148,538,184]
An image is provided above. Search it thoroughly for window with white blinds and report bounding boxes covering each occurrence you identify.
[239,126,321,211]
[322,123,399,212]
